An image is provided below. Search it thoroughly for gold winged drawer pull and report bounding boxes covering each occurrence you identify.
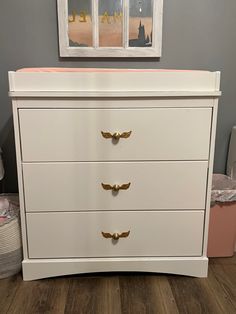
[101,231,130,240]
[101,182,131,192]
[101,131,132,140]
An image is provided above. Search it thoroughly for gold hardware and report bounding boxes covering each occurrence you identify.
[101,231,130,240]
[101,131,132,140]
[101,182,131,192]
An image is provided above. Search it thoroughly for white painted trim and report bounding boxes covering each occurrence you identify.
[8,71,15,91]
[158,0,164,55]
[14,98,216,109]
[215,71,221,91]
[22,257,209,281]
[9,91,221,98]
[93,0,98,48]
[57,0,69,56]
[124,0,128,48]
[58,47,161,58]
[153,0,163,55]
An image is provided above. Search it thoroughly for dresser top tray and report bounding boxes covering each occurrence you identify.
[8,68,221,98]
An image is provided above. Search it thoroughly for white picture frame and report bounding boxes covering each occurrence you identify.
[57,0,163,57]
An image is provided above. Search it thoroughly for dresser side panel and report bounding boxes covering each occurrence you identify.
[202,101,218,256]
[12,102,28,259]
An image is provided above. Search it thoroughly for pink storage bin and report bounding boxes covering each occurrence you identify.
[208,203,236,257]
[207,174,236,257]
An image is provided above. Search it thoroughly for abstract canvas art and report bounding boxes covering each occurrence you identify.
[57,0,163,57]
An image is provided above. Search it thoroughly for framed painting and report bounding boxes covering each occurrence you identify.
[57,0,163,57]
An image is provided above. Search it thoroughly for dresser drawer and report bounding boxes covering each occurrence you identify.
[26,211,204,258]
[19,108,212,161]
[23,161,208,212]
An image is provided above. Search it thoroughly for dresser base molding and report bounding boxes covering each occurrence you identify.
[22,257,208,281]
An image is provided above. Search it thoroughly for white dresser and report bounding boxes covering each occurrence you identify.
[9,69,221,280]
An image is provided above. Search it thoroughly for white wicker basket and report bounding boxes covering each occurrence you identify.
[0,195,22,279]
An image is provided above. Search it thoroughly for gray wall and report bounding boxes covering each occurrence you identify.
[0,0,236,192]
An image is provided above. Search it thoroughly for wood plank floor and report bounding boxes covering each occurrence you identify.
[0,255,235,314]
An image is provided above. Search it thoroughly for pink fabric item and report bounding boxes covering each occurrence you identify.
[207,203,236,257]
[0,217,7,222]
[17,68,205,73]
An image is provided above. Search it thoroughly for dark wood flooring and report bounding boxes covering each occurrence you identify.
[0,255,235,314]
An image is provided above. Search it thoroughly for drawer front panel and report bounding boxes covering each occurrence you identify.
[27,211,204,258]
[23,161,208,212]
[19,108,212,161]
